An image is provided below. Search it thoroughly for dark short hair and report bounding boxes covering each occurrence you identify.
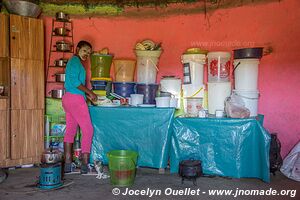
[76,40,92,49]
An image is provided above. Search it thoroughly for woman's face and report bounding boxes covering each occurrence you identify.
[77,45,92,61]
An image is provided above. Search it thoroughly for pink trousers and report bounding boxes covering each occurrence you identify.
[62,92,94,153]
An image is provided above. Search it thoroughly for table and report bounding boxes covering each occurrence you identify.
[89,106,175,169]
[170,117,271,182]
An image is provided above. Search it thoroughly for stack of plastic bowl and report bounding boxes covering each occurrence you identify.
[90,53,113,97]
[91,77,112,97]
[207,51,232,116]
[134,48,162,106]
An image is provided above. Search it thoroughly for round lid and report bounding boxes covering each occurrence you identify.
[180,160,201,167]
[161,76,180,80]
[207,51,231,58]
[91,77,112,81]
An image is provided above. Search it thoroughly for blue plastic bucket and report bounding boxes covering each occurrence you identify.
[113,82,136,98]
[136,83,159,104]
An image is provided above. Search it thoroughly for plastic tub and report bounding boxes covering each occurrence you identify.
[136,83,159,104]
[207,52,231,82]
[114,59,136,82]
[107,150,138,187]
[135,50,162,84]
[130,94,144,106]
[90,54,113,78]
[113,82,136,98]
[208,82,231,114]
[155,97,171,108]
[234,59,260,90]
[186,97,203,117]
[233,90,259,117]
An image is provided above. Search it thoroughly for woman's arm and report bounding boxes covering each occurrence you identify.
[77,84,97,101]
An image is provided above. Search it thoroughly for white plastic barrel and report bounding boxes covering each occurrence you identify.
[233,90,259,117]
[181,53,206,112]
[135,50,162,84]
[208,82,231,114]
[181,54,206,86]
[160,77,181,109]
[207,52,231,82]
[234,59,260,90]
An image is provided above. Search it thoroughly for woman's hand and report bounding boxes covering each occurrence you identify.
[87,91,98,102]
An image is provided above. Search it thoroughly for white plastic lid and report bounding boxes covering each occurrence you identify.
[207,51,231,59]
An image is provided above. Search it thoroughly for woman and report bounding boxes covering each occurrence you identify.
[62,40,97,174]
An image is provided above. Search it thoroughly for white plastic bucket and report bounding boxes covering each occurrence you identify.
[233,90,259,117]
[135,50,162,84]
[160,76,181,95]
[155,97,171,108]
[207,52,231,82]
[208,82,231,114]
[169,98,178,108]
[186,97,203,117]
[181,54,206,85]
[130,94,144,106]
[182,84,204,112]
[160,76,181,109]
[234,59,260,90]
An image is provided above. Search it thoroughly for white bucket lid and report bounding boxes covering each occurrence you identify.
[135,50,162,57]
[233,89,260,99]
[181,54,206,63]
[207,51,231,59]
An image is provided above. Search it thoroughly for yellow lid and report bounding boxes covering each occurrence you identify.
[91,77,112,81]
[93,90,107,96]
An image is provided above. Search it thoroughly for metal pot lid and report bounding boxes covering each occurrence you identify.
[43,148,61,154]
[56,40,70,44]
[180,160,201,167]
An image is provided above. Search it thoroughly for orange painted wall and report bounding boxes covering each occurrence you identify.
[44,0,300,157]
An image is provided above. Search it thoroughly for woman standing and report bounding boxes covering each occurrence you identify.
[62,40,97,174]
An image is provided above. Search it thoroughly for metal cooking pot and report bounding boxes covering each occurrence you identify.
[55,73,65,82]
[53,27,70,36]
[56,11,69,21]
[179,160,202,178]
[51,89,65,99]
[41,148,63,164]
[55,41,72,52]
[54,58,68,67]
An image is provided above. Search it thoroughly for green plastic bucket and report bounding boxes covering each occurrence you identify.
[90,54,113,78]
[107,150,138,187]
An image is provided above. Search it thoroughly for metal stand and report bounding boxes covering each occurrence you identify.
[46,18,74,97]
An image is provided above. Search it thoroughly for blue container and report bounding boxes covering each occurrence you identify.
[91,80,107,85]
[91,81,112,94]
[39,163,62,189]
[136,83,159,104]
[113,82,136,98]
[92,85,106,90]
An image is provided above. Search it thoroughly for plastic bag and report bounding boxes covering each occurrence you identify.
[280,141,300,181]
[225,93,250,118]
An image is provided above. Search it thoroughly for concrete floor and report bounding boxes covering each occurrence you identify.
[0,167,299,200]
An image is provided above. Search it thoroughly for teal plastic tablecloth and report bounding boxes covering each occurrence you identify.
[170,117,271,182]
[89,106,175,168]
